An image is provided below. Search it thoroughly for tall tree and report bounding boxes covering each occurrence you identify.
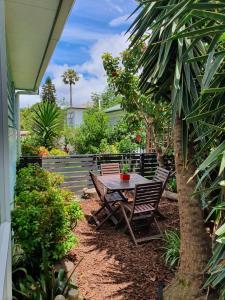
[62,69,79,107]
[102,48,172,164]
[129,1,211,298]
[91,88,122,110]
[41,76,57,103]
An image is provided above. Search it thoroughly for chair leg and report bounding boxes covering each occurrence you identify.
[155,209,166,219]
[88,205,105,225]
[154,217,162,235]
[97,205,120,229]
[121,205,138,246]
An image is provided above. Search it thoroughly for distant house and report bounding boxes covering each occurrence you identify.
[66,106,88,127]
[105,104,124,126]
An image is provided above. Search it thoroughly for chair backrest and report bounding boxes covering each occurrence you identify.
[100,163,120,176]
[134,181,162,211]
[89,172,105,201]
[153,167,170,191]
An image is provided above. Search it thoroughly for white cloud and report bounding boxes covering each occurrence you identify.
[109,14,131,27]
[106,0,123,13]
[61,26,112,43]
[19,94,41,108]
[20,34,129,108]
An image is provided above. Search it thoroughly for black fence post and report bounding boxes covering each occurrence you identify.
[140,153,145,176]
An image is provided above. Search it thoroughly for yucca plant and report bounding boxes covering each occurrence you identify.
[163,230,180,269]
[204,221,225,300]
[32,101,63,149]
[163,2,225,297]
[129,1,211,298]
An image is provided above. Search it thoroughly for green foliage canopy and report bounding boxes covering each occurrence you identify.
[73,109,110,154]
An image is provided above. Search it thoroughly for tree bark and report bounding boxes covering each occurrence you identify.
[164,117,211,300]
[146,125,151,153]
[70,83,73,107]
[156,145,164,167]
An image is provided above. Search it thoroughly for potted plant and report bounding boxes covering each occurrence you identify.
[120,164,130,181]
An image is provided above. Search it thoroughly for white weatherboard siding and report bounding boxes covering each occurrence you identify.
[0,1,75,299]
[67,108,86,127]
[0,0,12,298]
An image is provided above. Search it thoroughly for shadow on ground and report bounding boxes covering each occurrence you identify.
[68,198,179,300]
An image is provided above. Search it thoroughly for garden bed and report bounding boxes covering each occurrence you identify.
[68,197,179,300]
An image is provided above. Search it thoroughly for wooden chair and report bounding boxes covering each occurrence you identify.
[100,163,120,175]
[152,167,170,217]
[89,172,127,229]
[119,181,163,245]
[152,167,170,194]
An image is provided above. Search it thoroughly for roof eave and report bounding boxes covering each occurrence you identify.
[33,0,74,91]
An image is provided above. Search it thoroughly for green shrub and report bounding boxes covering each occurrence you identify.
[13,249,78,300]
[13,165,83,266]
[99,138,118,154]
[16,164,63,194]
[118,138,138,153]
[12,188,83,264]
[167,177,177,193]
[163,230,180,269]
[49,148,68,156]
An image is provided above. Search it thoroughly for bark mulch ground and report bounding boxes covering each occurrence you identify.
[68,197,179,300]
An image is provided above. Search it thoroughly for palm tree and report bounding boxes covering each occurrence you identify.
[129,1,212,298]
[62,69,79,107]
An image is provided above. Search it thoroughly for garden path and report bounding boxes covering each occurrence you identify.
[68,198,179,300]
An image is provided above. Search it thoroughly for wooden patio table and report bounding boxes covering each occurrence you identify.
[96,173,151,226]
[97,173,151,192]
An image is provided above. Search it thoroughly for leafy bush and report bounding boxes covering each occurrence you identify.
[13,164,83,266]
[13,249,79,300]
[117,137,138,153]
[16,164,63,194]
[167,177,177,193]
[163,230,180,269]
[38,146,49,156]
[21,136,39,156]
[99,138,118,154]
[49,148,68,156]
[73,109,110,154]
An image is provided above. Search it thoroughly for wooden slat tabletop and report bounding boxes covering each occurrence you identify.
[97,173,151,191]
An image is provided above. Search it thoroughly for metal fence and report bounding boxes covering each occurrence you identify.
[20,153,174,194]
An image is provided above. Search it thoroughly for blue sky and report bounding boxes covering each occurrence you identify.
[20,0,137,107]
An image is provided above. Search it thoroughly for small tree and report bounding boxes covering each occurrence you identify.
[91,88,122,110]
[31,102,63,149]
[62,69,80,107]
[102,49,172,165]
[41,76,57,103]
[73,109,109,154]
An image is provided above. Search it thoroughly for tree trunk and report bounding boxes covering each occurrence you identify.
[70,83,72,107]
[156,146,164,167]
[164,117,211,300]
[146,125,151,153]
